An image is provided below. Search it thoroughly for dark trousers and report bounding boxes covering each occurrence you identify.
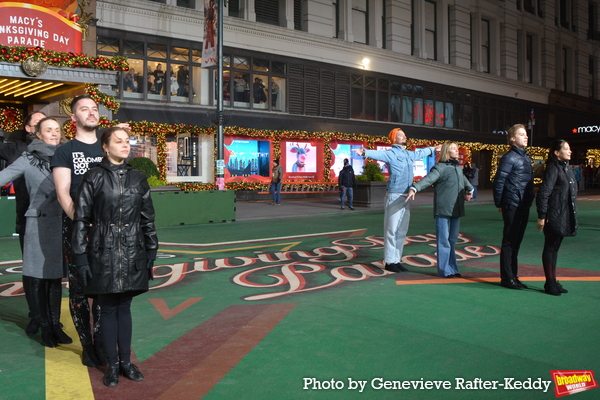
[542,229,564,282]
[98,293,134,365]
[500,205,530,281]
[63,216,101,346]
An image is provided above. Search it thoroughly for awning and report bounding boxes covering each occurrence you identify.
[0,61,117,104]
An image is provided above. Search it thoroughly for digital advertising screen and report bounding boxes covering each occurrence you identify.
[283,141,322,181]
[329,143,364,178]
[223,137,271,182]
[376,145,391,175]
[413,146,436,180]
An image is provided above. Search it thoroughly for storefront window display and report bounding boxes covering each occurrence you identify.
[165,134,214,183]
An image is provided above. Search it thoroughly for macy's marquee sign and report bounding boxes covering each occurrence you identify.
[573,125,600,134]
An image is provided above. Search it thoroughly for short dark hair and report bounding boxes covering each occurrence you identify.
[24,111,46,127]
[70,94,97,113]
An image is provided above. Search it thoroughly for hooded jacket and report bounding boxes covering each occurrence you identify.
[536,161,578,237]
[338,164,357,188]
[72,159,158,296]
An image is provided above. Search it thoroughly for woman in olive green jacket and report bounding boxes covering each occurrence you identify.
[406,142,473,277]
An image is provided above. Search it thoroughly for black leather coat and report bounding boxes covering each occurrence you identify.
[536,161,578,237]
[493,146,535,209]
[72,159,158,295]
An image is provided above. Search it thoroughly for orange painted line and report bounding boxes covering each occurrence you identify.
[396,276,600,285]
[149,297,203,320]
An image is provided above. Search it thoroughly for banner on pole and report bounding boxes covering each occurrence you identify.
[202,0,217,68]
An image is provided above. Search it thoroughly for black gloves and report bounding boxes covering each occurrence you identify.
[147,259,155,280]
[77,265,92,287]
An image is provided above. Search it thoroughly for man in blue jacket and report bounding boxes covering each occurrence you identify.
[492,124,535,289]
[357,128,440,273]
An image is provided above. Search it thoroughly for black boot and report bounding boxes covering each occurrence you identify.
[33,279,57,347]
[555,281,568,293]
[94,338,108,366]
[23,276,40,334]
[544,280,561,296]
[48,279,73,344]
[82,343,100,367]
[103,364,119,387]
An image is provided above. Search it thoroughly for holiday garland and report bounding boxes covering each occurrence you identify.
[0,45,129,71]
[59,120,564,190]
[85,84,120,113]
[0,107,24,132]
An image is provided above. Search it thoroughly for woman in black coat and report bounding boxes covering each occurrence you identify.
[535,140,577,296]
[72,127,158,387]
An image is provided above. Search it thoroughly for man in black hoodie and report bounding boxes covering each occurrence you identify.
[338,158,357,210]
[0,111,46,333]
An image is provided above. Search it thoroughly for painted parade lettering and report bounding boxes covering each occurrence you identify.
[1,234,501,300]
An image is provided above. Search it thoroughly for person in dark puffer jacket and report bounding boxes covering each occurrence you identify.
[492,124,535,290]
[535,140,578,296]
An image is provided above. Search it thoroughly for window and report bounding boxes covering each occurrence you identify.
[294,0,302,30]
[425,1,437,60]
[256,0,280,26]
[559,0,573,30]
[97,35,203,104]
[562,47,569,91]
[352,0,368,44]
[177,0,193,8]
[333,0,340,38]
[589,1,599,40]
[220,57,287,111]
[526,34,533,83]
[481,19,490,73]
[590,56,596,99]
[97,37,119,54]
[229,0,240,17]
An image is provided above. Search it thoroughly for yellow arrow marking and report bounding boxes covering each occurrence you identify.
[163,241,302,255]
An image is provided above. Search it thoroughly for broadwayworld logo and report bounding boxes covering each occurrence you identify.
[551,370,598,397]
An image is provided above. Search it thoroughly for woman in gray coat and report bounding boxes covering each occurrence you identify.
[0,117,72,347]
[406,142,473,277]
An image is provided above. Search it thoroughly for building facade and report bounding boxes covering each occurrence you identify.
[2,0,600,184]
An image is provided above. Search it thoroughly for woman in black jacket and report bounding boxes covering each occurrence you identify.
[535,140,577,296]
[72,127,158,387]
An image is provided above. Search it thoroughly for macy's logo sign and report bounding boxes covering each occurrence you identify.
[573,125,600,133]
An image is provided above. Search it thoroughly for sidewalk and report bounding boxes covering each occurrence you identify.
[235,189,494,221]
[235,188,600,221]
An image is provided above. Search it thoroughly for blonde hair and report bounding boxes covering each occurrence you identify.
[507,124,526,145]
[438,141,458,162]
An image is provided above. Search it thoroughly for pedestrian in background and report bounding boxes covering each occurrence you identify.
[338,158,357,210]
[271,158,282,205]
